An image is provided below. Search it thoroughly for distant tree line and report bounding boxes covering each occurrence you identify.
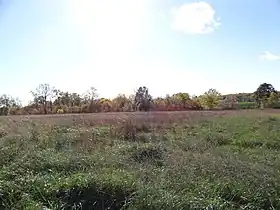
[0,83,279,115]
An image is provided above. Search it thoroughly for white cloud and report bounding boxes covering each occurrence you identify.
[170,1,220,34]
[259,51,280,61]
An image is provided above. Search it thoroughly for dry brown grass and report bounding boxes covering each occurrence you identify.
[0,109,274,141]
[0,109,262,125]
[1,109,279,141]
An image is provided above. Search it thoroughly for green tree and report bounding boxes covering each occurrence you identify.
[134,86,152,111]
[267,92,280,108]
[254,83,276,107]
[190,95,203,110]
[0,94,20,115]
[199,88,221,109]
[171,92,190,109]
[0,94,21,108]
[54,91,82,107]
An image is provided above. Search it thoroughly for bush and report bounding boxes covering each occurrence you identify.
[114,120,138,141]
[113,119,152,141]
[0,106,8,115]
[69,106,81,113]
[237,102,257,109]
[56,109,64,114]
[8,107,21,115]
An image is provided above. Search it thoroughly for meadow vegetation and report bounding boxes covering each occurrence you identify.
[1,110,280,209]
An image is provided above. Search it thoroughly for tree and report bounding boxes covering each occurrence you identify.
[267,92,280,108]
[153,97,166,111]
[254,83,277,107]
[83,87,98,112]
[83,87,98,103]
[189,95,203,110]
[0,94,21,108]
[112,94,129,111]
[199,88,221,109]
[31,83,57,114]
[71,93,82,107]
[127,94,136,111]
[0,94,21,115]
[99,98,112,112]
[134,86,152,111]
[54,91,82,107]
[219,95,238,110]
[172,92,190,109]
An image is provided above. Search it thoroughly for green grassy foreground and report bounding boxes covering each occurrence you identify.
[1,112,280,209]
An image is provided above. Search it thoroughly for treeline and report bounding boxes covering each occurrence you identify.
[0,83,278,115]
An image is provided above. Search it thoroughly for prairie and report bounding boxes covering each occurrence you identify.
[1,110,280,209]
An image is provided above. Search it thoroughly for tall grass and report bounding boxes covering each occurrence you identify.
[0,111,280,209]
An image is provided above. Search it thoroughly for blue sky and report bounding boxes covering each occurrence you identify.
[1,0,280,104]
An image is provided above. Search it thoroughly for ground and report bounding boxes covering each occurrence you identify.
[1,110,280,209]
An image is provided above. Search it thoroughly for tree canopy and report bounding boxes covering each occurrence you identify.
[199,88,221,109]
[254,83,277,107]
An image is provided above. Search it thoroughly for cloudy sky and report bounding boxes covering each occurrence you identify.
[0,0,280,103]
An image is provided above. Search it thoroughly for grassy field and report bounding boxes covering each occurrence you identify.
[1,110,280,209]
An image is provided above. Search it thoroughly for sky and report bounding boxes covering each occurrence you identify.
[1,0,280,104]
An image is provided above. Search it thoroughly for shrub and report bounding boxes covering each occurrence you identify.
[0,106,8,115]
[0,130,8,138]
[8,107,21,115]
[237,102,257,109]
[56,109,64,114]
[113,119,152,141]
[114,120,137,141]
[69,106,81,113]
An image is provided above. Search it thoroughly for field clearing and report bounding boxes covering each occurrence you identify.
[0,109,274,125]
[1,110,280,209]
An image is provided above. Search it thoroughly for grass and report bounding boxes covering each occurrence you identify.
[1,110,280,209]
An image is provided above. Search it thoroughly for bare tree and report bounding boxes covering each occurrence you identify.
[31,83,56,114]
[84,87,98,101]
[83,87,98,112]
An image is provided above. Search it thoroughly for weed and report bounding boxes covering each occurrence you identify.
[130,144,166,165]
[0,130,7,138]
[114,120,137,141]
[1,111,280,209]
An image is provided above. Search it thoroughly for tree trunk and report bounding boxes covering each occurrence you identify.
[50,101,53,112]
[43,102,47,114]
